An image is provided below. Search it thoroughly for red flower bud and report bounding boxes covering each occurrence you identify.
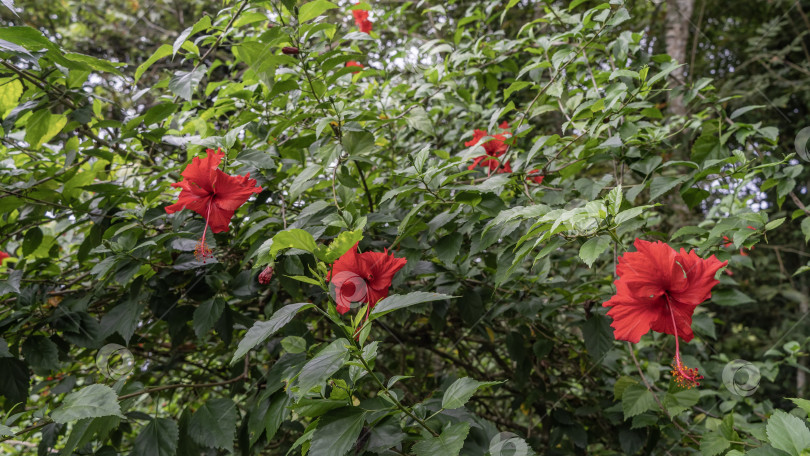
[282,46,300,55]
[258,266,274,284]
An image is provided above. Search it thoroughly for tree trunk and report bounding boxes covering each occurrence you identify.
[665,0,695,116]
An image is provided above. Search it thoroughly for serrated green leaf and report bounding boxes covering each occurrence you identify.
[309,408,366,456]
[168,65,206,101]
[316,229,363,263]
[579,236,611,268]
[412,422,470,456]
[187,398,237,452]
[442,377,502,410]
[132,418,179,456]
[51,384,125,424]
[294,339,350,397]
[25,110,67,149]
[766,410,810,456]
[621,384,656,419]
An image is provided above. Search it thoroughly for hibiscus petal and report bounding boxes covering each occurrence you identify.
[616,239,683,299]
[464,130,488,148]
[329,243,363,282]
[671,249,727,306]
[179,149,224,193]
[649,299,697,342]
[603,294,666,343]
[362,250,407,293]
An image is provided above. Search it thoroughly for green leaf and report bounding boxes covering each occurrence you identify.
[134,44,172,84]
[21,335,58,375]
[193,297,226,339]
[0,338,10,357]
[289,164,323,200]
[236,149,276,169]
[172,16,212,56]
[765,217,786,230]
[649,176,687,201]
[711,288,755,307]
[231,302,313,363]
[582,314,613,361]
[265,393,291,441]
[132,418,179,456]
[700,430,731,456]
[442,377,501,410]
[187,398,238,452]
[579,236,611,268]
[60,416,121,456]
[315,229,363,263]
[168,65,206,101]
[143,102,179,126]
[412,422,470,456]
[25,110,67,148]
[100,298,146,344]
[621,384,656,419]
[614,376,638,400]
[267,229,319,260]
[281,336,307,354]
[51,384,125,424]
[295,339,350,397]
[789,398,810,416]
[369,292,454,320]
[0,78,22,118]
[766,410,810,456]
[342,130,375,156]
[606,185,622,216]
[614,205,653,225]
[299,0,339,22]
[801,217,810,243]
[504,81,532,100]
[0,358,28,411]
[309,408,366,456]
[663,388,699,415]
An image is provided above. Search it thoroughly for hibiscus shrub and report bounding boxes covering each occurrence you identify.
[1,0,810,455]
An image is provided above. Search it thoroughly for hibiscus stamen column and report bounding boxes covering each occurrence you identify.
[195,201,214,262]
[666,297,703,389]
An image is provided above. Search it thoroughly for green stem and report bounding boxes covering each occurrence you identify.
[352,343,439,437]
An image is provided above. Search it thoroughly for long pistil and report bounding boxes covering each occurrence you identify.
[666,296,702,389]
[194,200,214,262]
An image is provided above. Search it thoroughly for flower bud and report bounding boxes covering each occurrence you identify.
[282,46,300,55]
[258,265,274,284]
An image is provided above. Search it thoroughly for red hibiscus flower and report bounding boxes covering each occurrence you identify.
[465,122,512,175]
[165,148,262,260]
[602,239,727,388]
[0,251,9,262]
[346,61,364,74]
[328,243,407,317]
[526,169,544,184]
[352,5,373,34]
